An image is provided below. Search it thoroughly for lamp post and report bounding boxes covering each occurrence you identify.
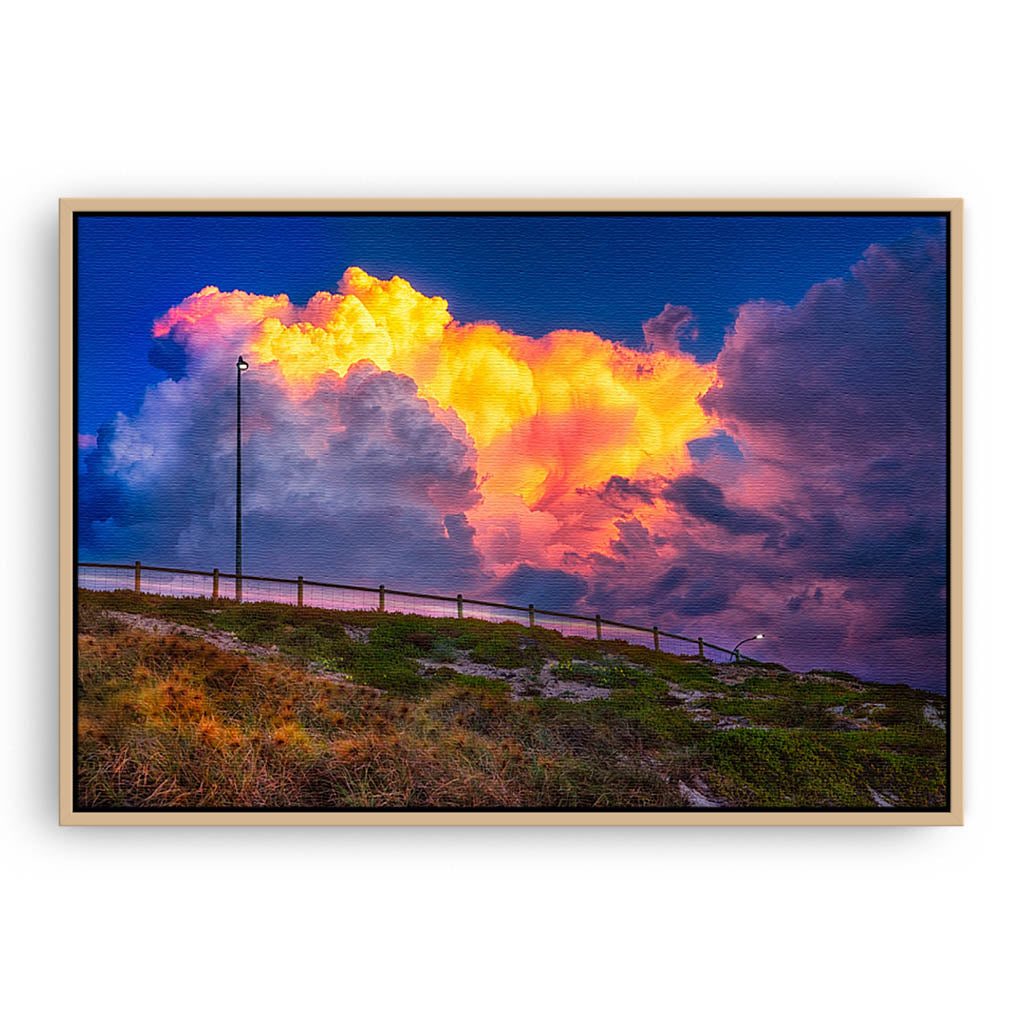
[235,355,249,601]
[732,633,764,662]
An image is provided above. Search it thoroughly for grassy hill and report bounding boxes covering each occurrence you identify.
[76,589,948,810]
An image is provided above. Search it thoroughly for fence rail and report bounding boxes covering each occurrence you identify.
[76,561,746,662]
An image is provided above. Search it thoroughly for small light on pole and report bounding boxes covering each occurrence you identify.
[235,355,249,601]
[732,633,765,662]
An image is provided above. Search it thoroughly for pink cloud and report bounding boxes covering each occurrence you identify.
[642,303,696,353]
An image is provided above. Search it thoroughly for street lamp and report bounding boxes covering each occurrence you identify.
[235,355,249,601]
[732,633,764,662]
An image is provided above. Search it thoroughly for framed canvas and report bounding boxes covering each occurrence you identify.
[59,198,963,825]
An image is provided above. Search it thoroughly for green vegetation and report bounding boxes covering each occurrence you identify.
[550,657,658,689]
[76,589,948,810]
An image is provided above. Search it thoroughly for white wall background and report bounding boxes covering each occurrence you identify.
[2,2,1019,1020]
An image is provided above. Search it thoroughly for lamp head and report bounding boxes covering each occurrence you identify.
[756,633,764,639]
[236,356,249,371]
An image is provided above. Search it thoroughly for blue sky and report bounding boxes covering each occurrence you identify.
[76,213,943,438]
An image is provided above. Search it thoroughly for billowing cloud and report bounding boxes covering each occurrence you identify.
[145,268,719,576]
[702,233,946,465]
[81,358,485,590]
[643,303,696,353]
[493,564,590,610]
[80,236,948,690]
[572,232,948,689]
[663,474,779,537]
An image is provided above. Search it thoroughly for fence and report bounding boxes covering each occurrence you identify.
[76,561,746,663]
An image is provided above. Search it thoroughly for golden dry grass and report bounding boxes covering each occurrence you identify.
[75,591,948,810]
[77,610,682,808]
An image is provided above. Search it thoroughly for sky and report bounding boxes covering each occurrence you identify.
[76,213,949,691]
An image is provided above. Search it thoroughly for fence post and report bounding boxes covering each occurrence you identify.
[457,593,463,619]
[297,575,303,608]
[653,625,659,651]
[212,568,219,600]
[134,561,141,594]
[529,603,535,628]
[379,585,386,613]
[698,636,705,659]
[595,613,602,641]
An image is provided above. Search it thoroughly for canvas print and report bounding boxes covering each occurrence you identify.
[67,205,955,817]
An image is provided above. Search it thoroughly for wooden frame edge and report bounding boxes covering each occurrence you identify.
[60,199,75,826]
[948,198,964,826]
[60,810,963,826]
[58,198,964,826]
[59,197,962,213]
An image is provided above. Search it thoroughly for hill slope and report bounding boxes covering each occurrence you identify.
[76,589,948,810]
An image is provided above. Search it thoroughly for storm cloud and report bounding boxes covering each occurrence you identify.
[80,358,486,591]
[562,232,949,690]
[78,232,949,691]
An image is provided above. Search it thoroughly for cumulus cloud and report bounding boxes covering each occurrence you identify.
[134,269,718,581]
[573,232,949,689]
[702,233,946,464]
[663,474,779,537]
[643,303,697,353]
[81,357,486,590]
[492,564,589,610]
[79,238,949,690]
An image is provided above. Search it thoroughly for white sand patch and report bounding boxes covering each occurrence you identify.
[101,610,277,658]
[678,779,721,807]
[100,610,378,693]
[416,656,613,702]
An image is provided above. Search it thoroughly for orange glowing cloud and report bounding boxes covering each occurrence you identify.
[154,268,719,573]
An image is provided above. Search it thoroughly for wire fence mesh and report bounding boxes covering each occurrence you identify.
[382,591,456,618]
[463,600,531,628]
[77,562,739,662]
[78,564,135,593]
[145,570,214,599]
[657,634,690,658]
[302,583,378,613]
[531,610,594,639]
[600,622,649,648]
[238,576,298,606]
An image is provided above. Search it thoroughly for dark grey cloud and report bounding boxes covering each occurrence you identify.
[702,232,947,465]
[79,361,487,591]
[642,303,696,353]
[586,475,658,507]
[493,564,589,610]
[569,232,950,690]
[663,474,779,537]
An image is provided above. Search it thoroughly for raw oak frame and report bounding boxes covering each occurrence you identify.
[58,197,964,826]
